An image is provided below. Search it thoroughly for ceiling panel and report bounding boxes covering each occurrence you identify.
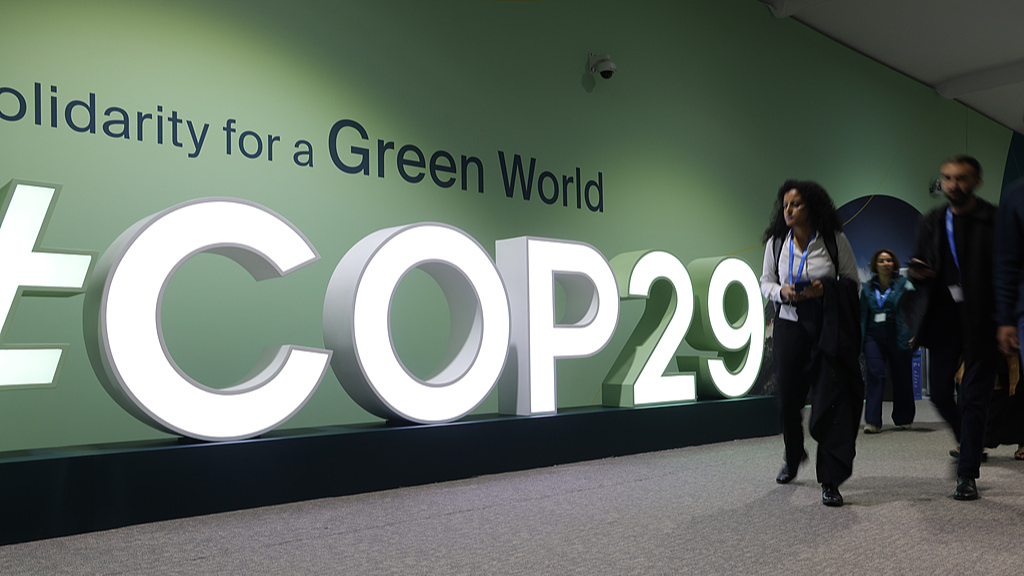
[758,0,1024,134]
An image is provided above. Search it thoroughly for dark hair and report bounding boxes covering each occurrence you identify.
[942,154,982,179]
[869,248,900,273]
[761,179,842,243]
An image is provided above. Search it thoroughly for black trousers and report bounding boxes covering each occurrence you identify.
[863,325,916,427]
[774,306,859,486]
[927,338,996,479]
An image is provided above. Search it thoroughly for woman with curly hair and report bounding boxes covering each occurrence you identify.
[760,179,863,507]
[860,249,915,434]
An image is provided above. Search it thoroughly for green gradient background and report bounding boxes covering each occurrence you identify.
[0,0,1011,451]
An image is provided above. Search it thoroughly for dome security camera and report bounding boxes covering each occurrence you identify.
[589,53,616,79]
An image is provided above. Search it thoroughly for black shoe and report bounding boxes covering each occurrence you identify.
[776,451,809,484]
[953,477,978,501]
[776,464,795,484]
[821,483,843,507]
[948,448,988,462]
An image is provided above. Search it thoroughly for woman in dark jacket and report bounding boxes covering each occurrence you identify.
[759,180,863,507]
[860,249,915,434]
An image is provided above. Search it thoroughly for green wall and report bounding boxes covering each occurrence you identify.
[0,0,1011,451]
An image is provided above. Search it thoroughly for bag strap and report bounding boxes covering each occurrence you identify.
[822,232,839,278]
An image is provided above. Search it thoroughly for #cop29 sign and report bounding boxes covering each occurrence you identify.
[1,179,764,442]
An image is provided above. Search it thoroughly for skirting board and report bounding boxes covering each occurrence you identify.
[0,395,778,545]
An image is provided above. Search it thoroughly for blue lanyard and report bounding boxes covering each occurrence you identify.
[946,207,961,280]
[788,231,816,285]
[875,287,891,309]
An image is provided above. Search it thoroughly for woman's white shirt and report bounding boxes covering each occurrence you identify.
[759,230,858,304]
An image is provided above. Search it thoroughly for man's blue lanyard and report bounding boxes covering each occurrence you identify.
[946,207,962,281]
[788,230,816,285]
[875,287,891,309]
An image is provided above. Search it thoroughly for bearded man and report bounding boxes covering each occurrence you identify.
[907,154,998,501]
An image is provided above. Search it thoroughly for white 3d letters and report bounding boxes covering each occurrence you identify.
[703,258,764,397]
[323,223,510,423]
[496,237,619,415]
[0,181,93,388]
[83,198,331,441]
[684,257,764,398]
[625,251,697,404]
[0,176,766,441]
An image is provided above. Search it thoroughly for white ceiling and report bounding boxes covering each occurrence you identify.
[758,0,1024,135]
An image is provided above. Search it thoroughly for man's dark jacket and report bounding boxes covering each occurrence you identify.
[904,198,997,355]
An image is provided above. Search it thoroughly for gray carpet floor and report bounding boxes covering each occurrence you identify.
[2,400,1023,575]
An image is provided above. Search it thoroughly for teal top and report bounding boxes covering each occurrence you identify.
[859,273,913,350]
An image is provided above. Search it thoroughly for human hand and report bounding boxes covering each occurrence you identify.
[997,325,1019,357]
[908,258,935,280]
[801,280,824,299]
[781,280,823,302]
[780,284,797,302]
